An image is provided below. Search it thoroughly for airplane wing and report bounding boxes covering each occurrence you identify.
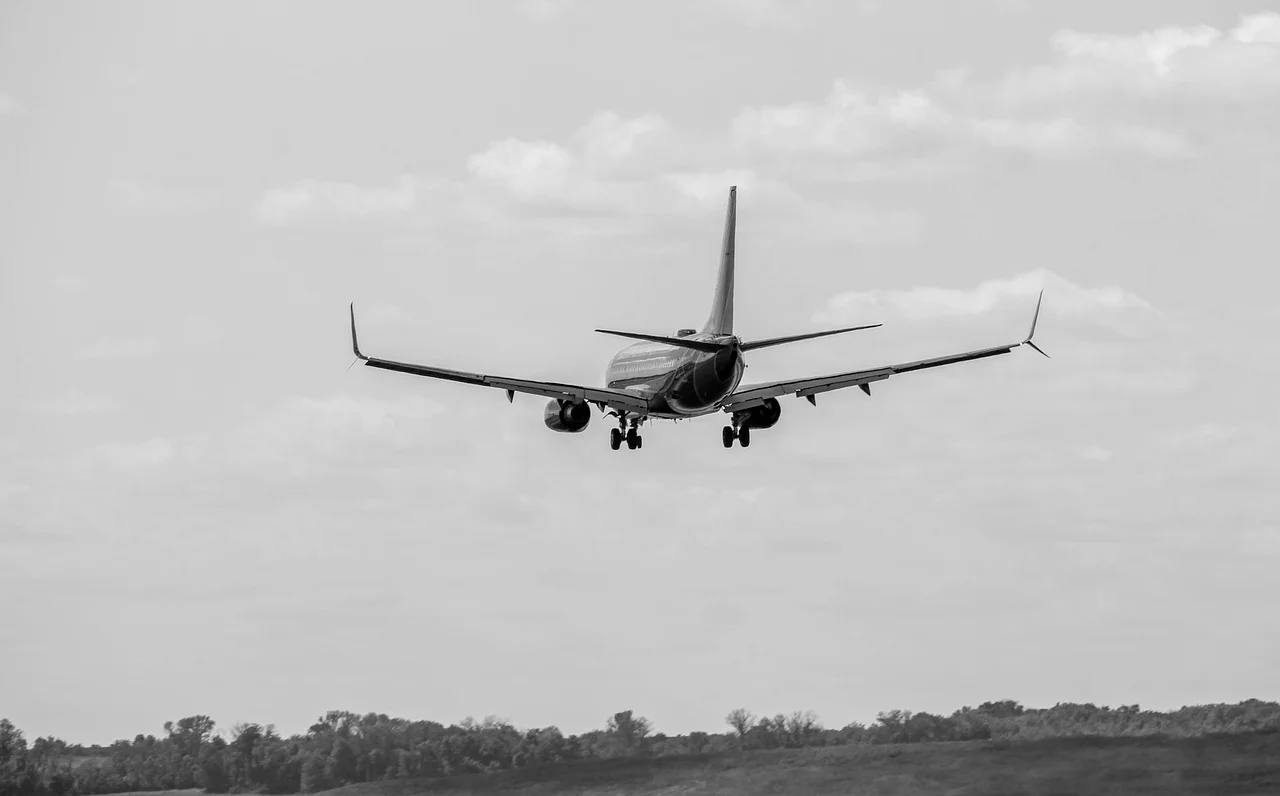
[723,292,1048,412]
[349,304,650,415]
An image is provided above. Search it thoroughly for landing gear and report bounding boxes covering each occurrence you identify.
[723,419,752,449]
[608,414,644,451]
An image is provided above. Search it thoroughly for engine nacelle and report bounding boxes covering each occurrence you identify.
[543,399,592,433]
[737,397,782,430]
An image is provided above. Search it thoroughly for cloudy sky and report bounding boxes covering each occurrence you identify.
[2,0,1279,745]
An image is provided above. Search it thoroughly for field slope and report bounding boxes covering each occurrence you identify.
[327,731,1280,796]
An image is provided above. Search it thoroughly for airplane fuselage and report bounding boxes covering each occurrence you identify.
[604,337,745,419]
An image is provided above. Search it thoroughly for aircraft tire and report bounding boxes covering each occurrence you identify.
[610,428,622,450]
[739,427,751,448]
[722,426,735,448]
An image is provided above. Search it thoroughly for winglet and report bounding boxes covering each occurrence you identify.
[349,303,368,361]
[1021,290,1049,358]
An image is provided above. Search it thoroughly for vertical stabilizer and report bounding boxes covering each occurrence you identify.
[701,186,736,336]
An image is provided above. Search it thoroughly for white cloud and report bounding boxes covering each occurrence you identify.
[182,316,224,346]
[1067,370,1196,394]
[663,169,798,210]
[467,139,576,202]
[519,0,575,22]
[732,82,951,157]
[968,117,1190,158]
[255,175,417,225]
[779,201,923,246]
[1164,423,1241,449]
[54,275,90,291]
[38,391,117,416]
[466,112,672,206]
[66,395,448,487]
[731,13,1280,166]
[1237,527,1280,556]
[573,112,672,175]
[105,179,190,215]
[76,338,161,358]
[1235,11,1280,44]
[1077,446,1114,462]
[1004,11,1280,101]
[0,93,21,117]
[0,482,32,502]
[82,437,195,475]
[816,269,1153,324]
[733,78,1189,161]
[465,111,924,248]
[695,0,812,29]
[226,394,448,473]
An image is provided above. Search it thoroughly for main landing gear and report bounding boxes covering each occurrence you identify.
[722,424,751,448]
[608,415,644,451]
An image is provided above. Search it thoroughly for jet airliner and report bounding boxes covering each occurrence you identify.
[348,186,1048,451]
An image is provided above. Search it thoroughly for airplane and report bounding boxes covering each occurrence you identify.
[348,185,1048,451]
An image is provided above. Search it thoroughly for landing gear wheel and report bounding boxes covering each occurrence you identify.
[738,427,751,448]
[722,426,735,448]
[626,428,639,449]
[610,428,622,450]
[636,435,643,449]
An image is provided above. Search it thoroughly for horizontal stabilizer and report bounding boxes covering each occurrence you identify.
[740,323,882,352]
[593,329,726,353]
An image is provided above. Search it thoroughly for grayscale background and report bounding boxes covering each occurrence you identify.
[1,0,1277,745]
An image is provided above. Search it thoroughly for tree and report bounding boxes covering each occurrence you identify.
[326,739,358,785]
[686,731,711,754]
[978,700,1025,718]
[165,715,217,759]
[229,723,264,788]
[724,709,755,746]
[300,752,331,794]
[785,710,822,746]
[604,711,652,758]
[0,719,31,796]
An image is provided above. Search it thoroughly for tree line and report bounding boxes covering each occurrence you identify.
[2,699,1277,795]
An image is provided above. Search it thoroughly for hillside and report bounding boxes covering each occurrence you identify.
[323,731,1280,796]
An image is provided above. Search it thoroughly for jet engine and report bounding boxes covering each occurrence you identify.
[736,397,782,430]
[543,399,592,433]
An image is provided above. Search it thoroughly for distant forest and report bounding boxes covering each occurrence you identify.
[2,699,1278,795]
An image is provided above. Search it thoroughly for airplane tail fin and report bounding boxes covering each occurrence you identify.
[701,186,736,336]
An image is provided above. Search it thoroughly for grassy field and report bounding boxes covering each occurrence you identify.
[327,731,1280,795]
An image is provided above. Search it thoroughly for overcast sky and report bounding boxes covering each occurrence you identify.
[2,0,1279,746]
